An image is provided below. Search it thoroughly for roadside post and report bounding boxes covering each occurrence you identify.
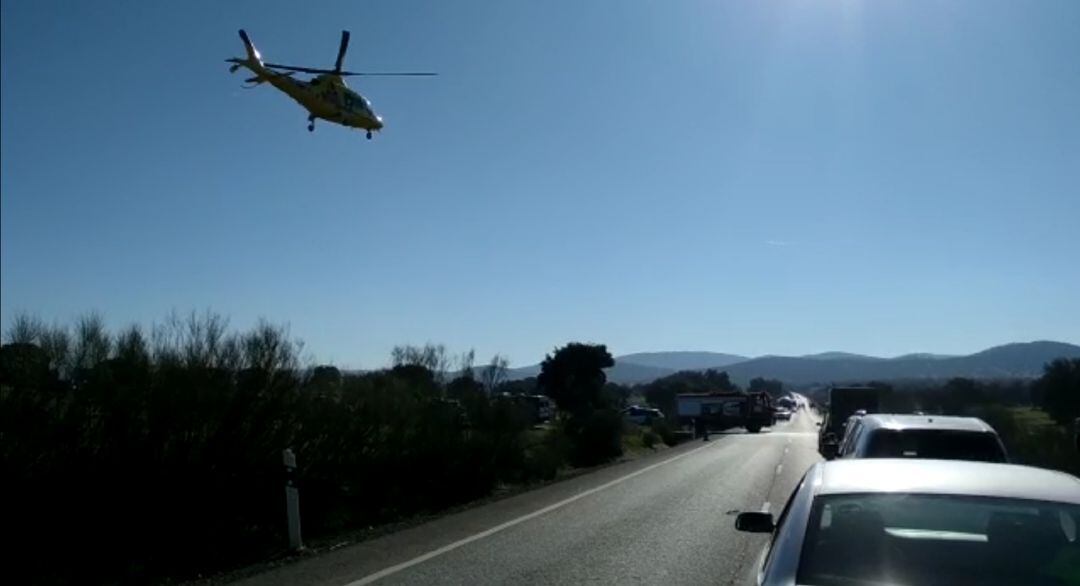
[283,448,303,551]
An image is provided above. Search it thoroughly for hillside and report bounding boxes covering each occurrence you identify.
[505,341,1080,386]
[614,351,748,371]
[505,360,676,385]
[723,341,1080,386]
[799,351,882,361]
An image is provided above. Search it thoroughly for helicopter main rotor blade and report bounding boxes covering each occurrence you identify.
[335,30,351,73]
[338,71,438,77]
[263,63,338,75]
[263,64,436,77]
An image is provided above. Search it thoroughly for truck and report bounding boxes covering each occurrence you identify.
[676,391,774,434]
[818,386,880,458]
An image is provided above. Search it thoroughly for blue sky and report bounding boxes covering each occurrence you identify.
[2,0,1078,368]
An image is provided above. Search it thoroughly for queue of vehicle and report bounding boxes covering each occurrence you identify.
[736,384,1080,585]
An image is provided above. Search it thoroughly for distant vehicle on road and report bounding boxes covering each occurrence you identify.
[773,408,792,421]
[819,386,880,458]
[775,396,797,411]
[735,459,1080,586]
[525,394,555,423]
[622,405,664,425]
[838,413,1008,463]
[677,391,774,434]
[501,394,555,424]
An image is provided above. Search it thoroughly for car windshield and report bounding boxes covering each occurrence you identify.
[864,430,1006,463]
[798,493,1080,586]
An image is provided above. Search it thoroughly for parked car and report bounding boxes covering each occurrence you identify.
[837,413,1008,463]
[735,459,1080,586]
[622,405,664,425]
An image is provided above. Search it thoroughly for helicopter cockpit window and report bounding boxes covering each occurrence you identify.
[345,95,370,114]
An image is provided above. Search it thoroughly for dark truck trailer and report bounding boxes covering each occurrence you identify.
[818,386,880,458]
[676,391,774,434]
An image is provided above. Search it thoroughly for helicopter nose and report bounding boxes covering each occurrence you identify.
[373,115,384,129]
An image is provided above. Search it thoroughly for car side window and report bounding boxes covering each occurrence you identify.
[844,422,864,456]
[838,421,855,456]
[839,423,854,455]
[854,426,874,456]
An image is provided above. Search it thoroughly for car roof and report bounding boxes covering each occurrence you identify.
[857,413,994,433]
[812,459,1080,505]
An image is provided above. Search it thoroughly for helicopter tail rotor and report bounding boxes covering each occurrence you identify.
[226,29,265,76]
[238,29,263,65]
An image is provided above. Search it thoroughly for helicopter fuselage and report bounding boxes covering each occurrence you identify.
[227,29,431,137]
[253,65,384,132]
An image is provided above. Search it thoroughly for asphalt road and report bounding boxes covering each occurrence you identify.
[236,407,822,586]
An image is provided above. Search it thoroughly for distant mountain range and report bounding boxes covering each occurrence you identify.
[614,351,748,371]
[505,341,1080,386]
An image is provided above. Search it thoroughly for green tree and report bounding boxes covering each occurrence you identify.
[481,354,510,394]
[940,377,985,414]
[447,374,485,401]
[537,343,622,466]
[704,369,737,392]
[641,369,737,417]
[494,377,537,396]
[0,342,51,388]
[605,382,633,409]
[306,365,343,398]
[537,343,615,415]
[1034,358,1080,425]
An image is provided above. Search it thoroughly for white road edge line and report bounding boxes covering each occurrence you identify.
[760,501,771,514]
[343,440,719,586]
[775,464,783,475]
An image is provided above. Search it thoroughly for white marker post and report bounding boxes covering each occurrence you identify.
[283,448,303,551]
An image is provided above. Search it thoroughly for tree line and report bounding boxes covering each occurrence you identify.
[0,313,632,585]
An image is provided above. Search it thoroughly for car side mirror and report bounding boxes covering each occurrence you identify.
[735,512,775,533]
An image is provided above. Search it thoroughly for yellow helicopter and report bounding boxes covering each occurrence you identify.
[226,30,435,138]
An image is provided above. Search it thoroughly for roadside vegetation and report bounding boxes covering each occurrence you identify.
[3,312,1076,584]
[0,313,651,585]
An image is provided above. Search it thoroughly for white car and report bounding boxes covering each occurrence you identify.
[735,459,1080,586]
[838,414,1008,463]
